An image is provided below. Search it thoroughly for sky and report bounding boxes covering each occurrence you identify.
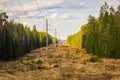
[0,0,119,40]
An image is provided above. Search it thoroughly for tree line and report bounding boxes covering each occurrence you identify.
[0,13,55,60]
[66,2,120,59]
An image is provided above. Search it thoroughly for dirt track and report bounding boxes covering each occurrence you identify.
[0,44,120,80]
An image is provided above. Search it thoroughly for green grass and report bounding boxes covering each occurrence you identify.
[48,55,54,58]
[54,64,59,68]
[56,55,63,58]
[83,59,87,65]
[75,49,80,53]
[18,57,24,64]
[88,55,101,62]
[36,59,43,65]
[27,56,35,60]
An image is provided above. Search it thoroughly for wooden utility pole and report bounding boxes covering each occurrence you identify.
[46,19,48,55]
[55,27,57,46]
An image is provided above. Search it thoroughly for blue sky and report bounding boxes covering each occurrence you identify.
[0,0,119,40]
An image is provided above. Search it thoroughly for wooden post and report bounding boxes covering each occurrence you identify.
[46,19,48,55]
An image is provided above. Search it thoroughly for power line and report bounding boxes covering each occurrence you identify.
[35,0,58,36]
[35,0,46,20]
[16,0,34,26]
[4,3,21,22]
[34,0,46,32]
[34,0,50,56]
[6,8,21,22]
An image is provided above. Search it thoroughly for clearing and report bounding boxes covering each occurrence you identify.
[0,44,120,80]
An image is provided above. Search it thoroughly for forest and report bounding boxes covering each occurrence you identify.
[66,2,120,59]
[0,13,54,60]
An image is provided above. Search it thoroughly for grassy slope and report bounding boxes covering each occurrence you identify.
[0,44,120,80]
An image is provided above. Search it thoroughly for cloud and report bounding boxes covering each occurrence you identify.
[1,0,88,18]
[48,12,58,19]
[36,16,44,19]
[108,2,112,6]
[35,0,62,9]
[60,13,79,20]
[48,12,79,20]
[38,0,88,10]
[60,14,70,19]
[21,1,38,11]
[19,15,27,18]
[27,11,38,17]
[61,0,88,9]
[15,0,88,10]
[0,0,93,23]
[0,0,12,4]
[0,0,108,26]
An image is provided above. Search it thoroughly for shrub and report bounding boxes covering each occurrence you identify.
[54,64,59,68]
[75,49,80,53]
[88,55,101,62]
[36,59,43,65]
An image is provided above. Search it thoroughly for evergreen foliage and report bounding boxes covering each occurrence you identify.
[0,13,54,60]
[66,2,120,59]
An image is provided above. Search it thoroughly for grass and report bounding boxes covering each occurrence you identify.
[18,57,24,64]
[6,70,16,75]
[0,44,120,80]
[73,56,80,60]
[72,60,77,63]
[83,59,87,65]
[48,55,54,58]
[27,56,35,61]
[75,48,81,53]
[36,59,43,65]
[56,55,63,58]
[88,55,101,62]
[54,64,59,68]
[51,60,58,64]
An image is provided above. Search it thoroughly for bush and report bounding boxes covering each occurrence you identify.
[18,57,24,64]
[54,64,59,68]
[48,55,54,58]
[75,49,80,53]
[88,55,101,62]
[56,55,63,58]
[83,59,87,65]
[36,59,43,65]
